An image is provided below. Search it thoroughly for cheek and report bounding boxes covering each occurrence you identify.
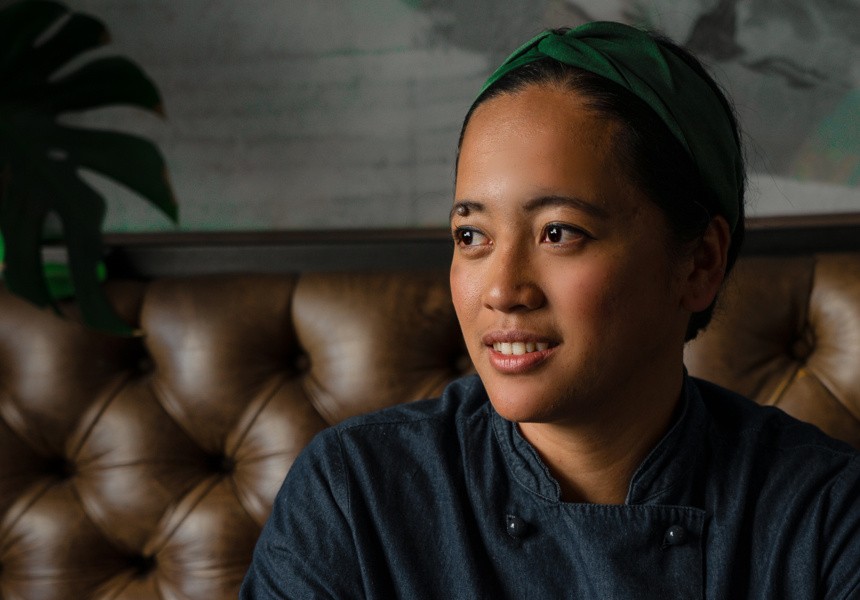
[575,249,680,333]
[548,260,621,325]
[449,262,480,325]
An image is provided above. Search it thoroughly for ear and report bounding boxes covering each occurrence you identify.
[680,216,731,313]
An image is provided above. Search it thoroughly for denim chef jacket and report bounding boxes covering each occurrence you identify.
[242,375,860,599]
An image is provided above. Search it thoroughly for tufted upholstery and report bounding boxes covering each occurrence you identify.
[0,253,859,599]
[685,254,860,448]
[0,271,468,600]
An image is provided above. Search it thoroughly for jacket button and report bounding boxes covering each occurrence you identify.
[663,525,688,548]
[506,514,529,539]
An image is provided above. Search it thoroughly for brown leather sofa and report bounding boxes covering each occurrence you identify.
[1,228,858,599]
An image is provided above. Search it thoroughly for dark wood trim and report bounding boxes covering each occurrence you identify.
[101,228,454,247]
[742,213,860,255]
[64,214,859,278]
[101,229,456,278]
[746,213,860,230]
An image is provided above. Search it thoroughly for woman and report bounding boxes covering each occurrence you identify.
[242,22,859,599]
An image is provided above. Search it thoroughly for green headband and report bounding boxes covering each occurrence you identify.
[479,21,743,231]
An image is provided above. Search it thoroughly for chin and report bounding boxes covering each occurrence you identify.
[481,377,567,424]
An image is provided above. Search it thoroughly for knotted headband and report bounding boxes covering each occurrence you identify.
[479,21,743,231]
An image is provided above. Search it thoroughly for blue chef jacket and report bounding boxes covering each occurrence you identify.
[241,375,860,599]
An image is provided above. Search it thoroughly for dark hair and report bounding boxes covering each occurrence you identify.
[455,31,746,341]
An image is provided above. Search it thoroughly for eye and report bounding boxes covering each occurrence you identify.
[453,226,489,247]
[541,223,587,245]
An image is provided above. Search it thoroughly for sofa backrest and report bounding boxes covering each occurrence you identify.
[0,249,858,599]
[686,254,860,448]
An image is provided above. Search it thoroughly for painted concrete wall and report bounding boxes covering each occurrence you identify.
[9,0,860,232]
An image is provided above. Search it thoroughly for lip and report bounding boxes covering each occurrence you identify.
[482,330,559,375]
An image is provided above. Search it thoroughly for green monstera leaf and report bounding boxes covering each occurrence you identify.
[0,0,177,334]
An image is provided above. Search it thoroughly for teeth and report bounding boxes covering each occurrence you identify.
[493,341,551,355]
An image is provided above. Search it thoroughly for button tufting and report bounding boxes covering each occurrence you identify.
[136,356,154,374]
[663,524,688,548]
[506,514,529,539]
[206,454,235,475]
[294,353,311,374]
[45,457,75,480]
[790,336,812,362]
[132,555,156,577]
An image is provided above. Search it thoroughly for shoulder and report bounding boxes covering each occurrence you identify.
[692,376,858,458]
[334,373,488,430]
[690,378,860,598]
[303,374,490,462]
[284,376,493,535]
[691,377,859,502]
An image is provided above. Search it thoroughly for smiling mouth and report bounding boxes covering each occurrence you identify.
[492,341,550,356]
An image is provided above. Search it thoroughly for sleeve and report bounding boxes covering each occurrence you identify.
[239,429,363,600]
[821,455,860,600]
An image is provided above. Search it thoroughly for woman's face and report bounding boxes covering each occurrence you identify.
[451,84,693,426]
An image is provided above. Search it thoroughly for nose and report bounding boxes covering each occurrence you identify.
[484,247,545,313]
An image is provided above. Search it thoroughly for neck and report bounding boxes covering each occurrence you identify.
[517,369,685,504]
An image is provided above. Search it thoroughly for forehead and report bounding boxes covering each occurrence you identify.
[464,84,614,145]
[455,84,641,216]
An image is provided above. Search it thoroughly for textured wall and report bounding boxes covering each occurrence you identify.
[9,0,859,232]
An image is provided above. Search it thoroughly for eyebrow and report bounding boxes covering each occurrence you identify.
[450,195,609,223]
